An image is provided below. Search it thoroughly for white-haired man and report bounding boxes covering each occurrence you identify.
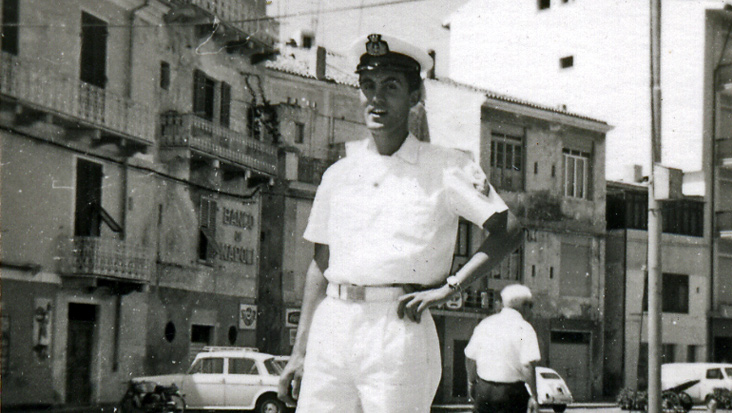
[465,284,540,413]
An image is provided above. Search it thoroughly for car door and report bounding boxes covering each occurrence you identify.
[701,367,725,400]
[184,356,226,408]
[224,356,264,409]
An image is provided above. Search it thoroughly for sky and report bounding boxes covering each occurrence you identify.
[266,0,468,78]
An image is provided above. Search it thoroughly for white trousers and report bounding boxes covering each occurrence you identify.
[296,296,442,413]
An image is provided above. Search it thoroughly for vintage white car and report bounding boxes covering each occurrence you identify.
[536,366,574,413]
[132,347,293,413]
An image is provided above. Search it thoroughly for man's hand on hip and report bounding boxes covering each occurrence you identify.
[277,353,304,405]
[397,284,456,323]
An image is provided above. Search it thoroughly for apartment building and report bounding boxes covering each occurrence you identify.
[0,0,279,406]
[605,179,708,396]
[420,79,611,402]
[705,6,732,365]
[447,0,732,369]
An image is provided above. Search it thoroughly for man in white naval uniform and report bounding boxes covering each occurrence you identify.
[278,33,523,413]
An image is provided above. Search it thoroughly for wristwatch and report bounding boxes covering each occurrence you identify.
[446,275,462,292]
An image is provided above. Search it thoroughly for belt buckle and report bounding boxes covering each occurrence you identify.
[345,285,365,301]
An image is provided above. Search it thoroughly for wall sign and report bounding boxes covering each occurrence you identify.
[238,304,257,330]
[285,309,300,328]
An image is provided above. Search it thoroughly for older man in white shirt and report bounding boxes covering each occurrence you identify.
[465,284,540,413]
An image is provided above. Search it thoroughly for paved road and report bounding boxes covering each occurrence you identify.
[432,405,732,413]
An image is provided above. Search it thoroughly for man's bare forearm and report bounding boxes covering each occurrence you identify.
[291,243,329,356]
[449,210,523,287]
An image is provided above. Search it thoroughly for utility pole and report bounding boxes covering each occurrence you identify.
[648,0,663,412]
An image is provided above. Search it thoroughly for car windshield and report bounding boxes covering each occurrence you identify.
[726,368,732,378]
[540,372,561,380]
[263,358,282,375]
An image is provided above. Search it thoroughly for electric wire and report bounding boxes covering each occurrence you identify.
[0,0,432,30]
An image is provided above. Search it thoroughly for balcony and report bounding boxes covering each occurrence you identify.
[0,52,154,147]
[718,137,732,169]
[160,112,278,175]
[61,237,155,283]
[166,0,278,49]
[719,211,732,239]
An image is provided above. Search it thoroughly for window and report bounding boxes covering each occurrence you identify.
[160,61,170,90]
[193,70,216,121]
[191,324,213,344]
[490,247,522,280]
[193,70,231,127]
[80,12,108,88]
[75,159,103,236]
[294,122,306,144]
[707,368,724,380]
[663,200,703,237]
[560,241,591,297]
[229,358,258,375]
[687,345,698,362]
[663,273,689,313]
[560,56,574,69]
[190,358,223,374]
[662,344,676,364]
[74,159,122,236]
[490,132,523,191]
[220,81,231,127]
[454,219,471,257]
[1,0,19,55]
[199,197,219,262]
[642,273,690,313]
[538,0,551,10]
[563,149,590,199]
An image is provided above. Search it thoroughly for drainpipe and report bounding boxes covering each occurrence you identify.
[127,0,150,99]
[121,0,150,236]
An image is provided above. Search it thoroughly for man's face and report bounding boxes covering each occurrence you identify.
[358,70,419,136]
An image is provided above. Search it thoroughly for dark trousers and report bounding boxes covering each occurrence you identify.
[471,378,530,413]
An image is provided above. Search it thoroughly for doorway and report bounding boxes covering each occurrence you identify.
[550,330,591,401]
[66,303,97,404]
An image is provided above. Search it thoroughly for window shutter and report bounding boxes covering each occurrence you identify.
[193,70,207,117]
[220,82,231,127]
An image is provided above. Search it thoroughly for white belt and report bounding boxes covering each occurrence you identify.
[326,283,406,302]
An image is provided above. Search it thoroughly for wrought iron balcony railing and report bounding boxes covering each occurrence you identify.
[160,112,278,175]
[0,52,154,145]
[61,237,155,283]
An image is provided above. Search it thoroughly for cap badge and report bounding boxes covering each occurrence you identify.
[366,34,389,56]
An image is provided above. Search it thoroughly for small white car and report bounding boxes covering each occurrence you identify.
[662,362,732,405]
[536,366,574,413]
[132,347,293,413]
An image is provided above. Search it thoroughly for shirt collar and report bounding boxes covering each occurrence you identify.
[500,307,525,320]
[347,133,420,164]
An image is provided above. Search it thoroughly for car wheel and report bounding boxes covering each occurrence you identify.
[257,396,286,413]
[167,394,186,413]
[706,395,718,411]
[552,404,567,413]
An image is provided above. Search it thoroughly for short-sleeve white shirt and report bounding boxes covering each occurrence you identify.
[303,134,508,286]
[464,308,541,383]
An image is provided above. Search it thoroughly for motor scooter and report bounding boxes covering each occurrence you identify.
[119,380,186,413]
